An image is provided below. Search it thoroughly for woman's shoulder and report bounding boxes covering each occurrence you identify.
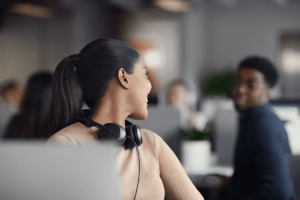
[140,129,166,150]
[141,128,158,141]
[47,122,98,144]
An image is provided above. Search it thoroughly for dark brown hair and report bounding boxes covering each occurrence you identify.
[4,71,53,139]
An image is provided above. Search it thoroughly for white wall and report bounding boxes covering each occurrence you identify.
[181,1,209,105]
[62,0,113,54]
[0,8,72,83]
[0,13,41,83]
[46,13,73,71]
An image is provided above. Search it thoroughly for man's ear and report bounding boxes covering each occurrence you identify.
[264,87,270,100]
[117,68,130,89]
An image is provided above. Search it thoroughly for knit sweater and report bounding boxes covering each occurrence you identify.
[48,122,204,200]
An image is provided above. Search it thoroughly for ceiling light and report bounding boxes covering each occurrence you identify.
[9,3,55,19]
[143,50,162,69]
[153,0,191,13]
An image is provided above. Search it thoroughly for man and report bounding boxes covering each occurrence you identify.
[230,56,293,200]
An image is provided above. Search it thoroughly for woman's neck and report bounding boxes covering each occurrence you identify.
[89,93,130,128]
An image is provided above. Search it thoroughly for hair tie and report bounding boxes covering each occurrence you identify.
[68,54,80,60]
[68,54,81,69]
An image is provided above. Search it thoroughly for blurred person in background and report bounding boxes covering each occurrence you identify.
[0,79,23,137]
[47,38,204,200]
[166,79,207,131]
[229,56,293,200]
[0,79,23,109]
[4,71,53,139]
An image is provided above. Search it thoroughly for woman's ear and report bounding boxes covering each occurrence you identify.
[117,68,130,89]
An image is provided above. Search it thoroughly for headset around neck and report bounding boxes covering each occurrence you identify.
[75,109,143,149]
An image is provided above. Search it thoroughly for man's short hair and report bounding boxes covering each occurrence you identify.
[238,56,279,88]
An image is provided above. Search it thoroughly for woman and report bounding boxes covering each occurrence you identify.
[48,39,204,200]
[166,79,208,131]
[4,71,53,139]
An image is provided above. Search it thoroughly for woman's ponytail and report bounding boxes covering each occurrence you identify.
[49,56,83,135]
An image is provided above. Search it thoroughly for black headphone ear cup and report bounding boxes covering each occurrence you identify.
[132,125,143,147]
[100,123,126,146]
[125,125,136,149]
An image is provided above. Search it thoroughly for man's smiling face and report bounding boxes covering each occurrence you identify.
[231,67,270,114]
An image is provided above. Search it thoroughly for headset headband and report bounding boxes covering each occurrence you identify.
[79,109,133,128]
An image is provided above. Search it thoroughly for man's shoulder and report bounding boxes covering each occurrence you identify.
[252,104,282,125]
[249,107,287,142]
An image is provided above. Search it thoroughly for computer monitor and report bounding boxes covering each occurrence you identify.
[0,141,120,200]
[127,106,182,161]
[271,103,300,156]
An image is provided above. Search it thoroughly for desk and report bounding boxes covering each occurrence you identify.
[183,152,234,176]
[187,165,233,177]
[189,173,231,200]
[187,163,233,200]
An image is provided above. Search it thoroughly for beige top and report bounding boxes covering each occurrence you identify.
[48,122,204,200]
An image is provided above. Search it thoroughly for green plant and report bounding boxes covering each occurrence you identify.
[201,68,235,98]
[180,128,212,141]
